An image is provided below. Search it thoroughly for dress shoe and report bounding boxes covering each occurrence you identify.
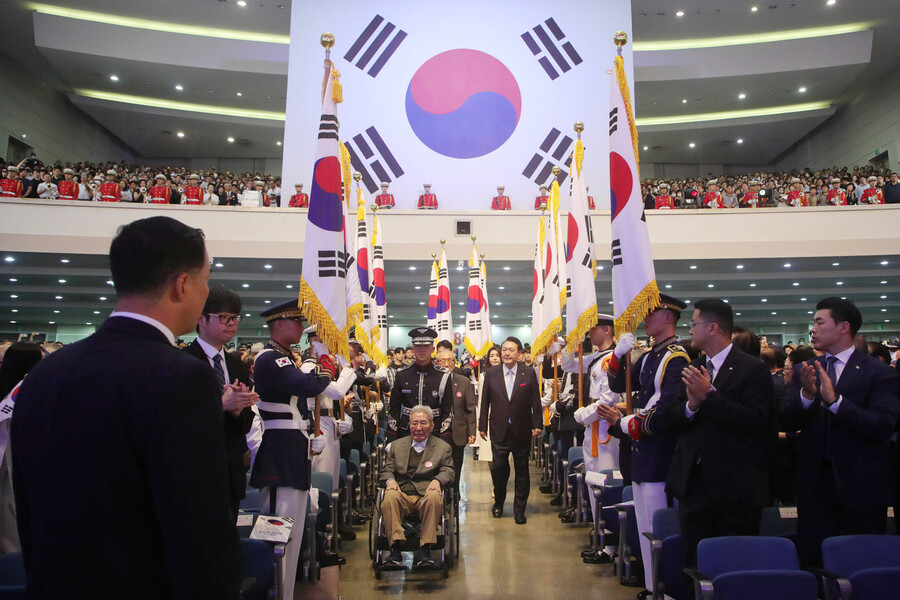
[539,483,554,494]
[620,574,645,588]
[514,513,527,525]
[414,545,435,568]
[559,508,576,523]
[318,551,346,567]
[339,526,356,541]
[385,546,404,566]
[636,590,652,600]
[549,494,563,506]
[581,549,614,564]
[491,504,503,518]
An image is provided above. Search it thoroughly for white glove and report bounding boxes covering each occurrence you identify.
[321,368,357,399]
[548,341,562,356]
[337,415,353,435]
[615,333,635,359]
[364,408,375,420]
[374,400,384,412]
[373,365,388,382]
[312,340,329,358]
[335,354,350,369]
[549,402,558,415]
[309,435,326,454]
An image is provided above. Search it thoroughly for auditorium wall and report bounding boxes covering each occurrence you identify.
[0,57,135,166]
[142,157,284,178]
[774,65,900,173]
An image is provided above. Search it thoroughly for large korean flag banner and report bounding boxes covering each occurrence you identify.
[283,0,633,211]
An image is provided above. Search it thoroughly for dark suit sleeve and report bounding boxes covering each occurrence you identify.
[780,362,814,431]
[465,380,477,437]
[528,367,542,430]
[148,360,241,599]
[479,371,492,433]
[833,362,900,442]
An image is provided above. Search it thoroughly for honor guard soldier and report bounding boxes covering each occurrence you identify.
[98,169,121,202]
[249,300,339,599]
[57,168,79,200]
[606,293,690,594]
[417,183,438,209]
[741,179,762,207]
[0,166,23,198]
[586,185,596,210]
[241,179,265,207]
[149,174,171,204]
[375,181,395,208]
[701,179,723,209]
[860,175,885,204]
[182,174,203,205]
[288,183,309,207]
[534,185,549,210]
[786,177,809,207]
[491,185,511,210]
[387,327,454,442]
[654,183,675,209]
[825,178,848,206]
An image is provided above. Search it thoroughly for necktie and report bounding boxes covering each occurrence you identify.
[212,354,226,390]
[505,369,514,400]
[706,359,716,385]
[825,356,838,388]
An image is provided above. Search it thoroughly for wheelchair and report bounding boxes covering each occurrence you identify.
[368,484,458,578]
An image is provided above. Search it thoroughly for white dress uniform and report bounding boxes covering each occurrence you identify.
[307,365,357,487]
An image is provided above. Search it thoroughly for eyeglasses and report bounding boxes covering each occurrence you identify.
[688,320,711,329]
[207,313,241,325]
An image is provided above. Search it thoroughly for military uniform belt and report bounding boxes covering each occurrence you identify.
[263,418,308,431]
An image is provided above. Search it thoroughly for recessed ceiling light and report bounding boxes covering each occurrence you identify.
[276,141,282,146]
[53,310,60,314]
[236,91,243,97]
[49,321,55,325]
[880,260,889,265]
[503,266,511,271]
[9,321,16,324]
[597,265,605,271]
[707,284,714,288]
[215,263,223,268]
[107,280,114,285]
[285,284,293,289]
[736,265,744,270]
[455,265,463,271]
[264,300,271,304]
[665,284,672,289]
[783,263,791,268]
[689,265,697,270]
[737,138,744,144]
[495,302,502,306]
[881,281,888,284]
[498,286,505,290]
[832,262,840,266]
[761,298,768,302]
[93,311,100,314]
[109,74,119,81]
[3,257,13,262]
[227,137,235,143]
[682,98,688,104]
[264,264,272,269]
[751,6,758,12]
[792,282,799,286]
[456,285,464,290]
[689,142,696,148]
[675,10,685,17]
[389,315,394,319]
[881,295,887,299]
[409,266,417,271]
[781,321,787,325]
[263,324,268,328]
[175,84,183,91]
[414,285,421,290]
[836,281,843,286]
[237,0,247,5]
[736,312,742,316]
[826,0,836,5]
[798,86,807,93]
[176,131,185,138]
[882,308,888,312]
[11,309,17,313]
[458,301,464,306]
[242,283,249,288]
[723,299,729,303]
[493,315,499,319]
[738,93,746,99]
[771,312,777,315]
[99,296,107,301]
[55,295,62,300]
[886,319,891,323]
[418,301,425,306]
[8,278,16,282]
[800,297,807,301]
[808,310,814,314]
[750,283,757,287]
[60,259,70,264]
[58,279,66,283]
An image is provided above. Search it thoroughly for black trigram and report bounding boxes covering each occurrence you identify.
[377,314,387,329]
[344,126,404,193]
[439,266,448,280]
[609,107,619,137]
[611,239,623,267]
[582,214,595,267]
[468,320,483,331]
[0,403,12,416]
[522,17,583,80]
[522,128,573,185]
[318,114,339,140]
[436,321,450,333]
[373,246,383,260]
[319,250,347,278]
[344,15,407,78]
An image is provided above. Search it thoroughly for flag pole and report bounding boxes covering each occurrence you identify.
[578,345,584,409]
[374,381,380,434]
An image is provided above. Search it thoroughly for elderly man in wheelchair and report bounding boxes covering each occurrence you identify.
[378,404,455,569]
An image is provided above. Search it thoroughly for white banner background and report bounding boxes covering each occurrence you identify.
[283,0,633,211]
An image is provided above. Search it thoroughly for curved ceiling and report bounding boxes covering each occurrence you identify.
[1,0,898,165]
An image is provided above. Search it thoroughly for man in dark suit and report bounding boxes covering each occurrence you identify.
[479,336,542,524]
[11,216,241,599]
[183,286,258,519]
[380,405,455,567]
[219,181,240,206]
[436,349,477,496]
[781,297,900,567]
[667,298,775,568]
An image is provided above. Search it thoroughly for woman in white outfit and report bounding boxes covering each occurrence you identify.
[473,346,501,464]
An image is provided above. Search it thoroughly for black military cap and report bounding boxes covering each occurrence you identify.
[260,299,304,323]
[655,293,688,313]
[408,327,438,346]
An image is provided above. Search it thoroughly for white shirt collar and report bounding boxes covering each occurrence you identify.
[827,345,855,366]
[411,439,427,454]
[706,343,733,375]
[109,311,175,345]
[196,336,225,362]
[504,364,517,377]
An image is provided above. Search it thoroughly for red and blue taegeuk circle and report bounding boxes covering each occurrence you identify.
[406,49,522,159]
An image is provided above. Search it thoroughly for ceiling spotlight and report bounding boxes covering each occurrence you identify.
[783,263,792,268]
[60,259,70,264]
[836,281,843,286]
[8,278,16,282]
[503,266,511,271]
[414,285,421,290]
[498,286,506,290]
[881,281,888,284]
[738,93,746,99]
[707,284,714,288]
[107,280,114,285]
[99,296,107,301]
[175,84,183,91]
[110,74,119,81]
[832,262,840,266]
[750,283,757,287]
[176,131,185,138]
[737,138,744,144]
[643,146,648,151]
[49,321,55,325]
[798,86,807,93]
[236,91,243,97]
[690,265,698,270]
[751,6,758,12]
[285,284,293,289]
[237,0,247,5]
[665,284,672,289]
[58,279,66,284]
[682,98,688,104]
[826,0,836,5]
[881,295,887,299]
[880,260,889,265]
[264,300,271,304]
[11,310,17,313]
[675,10,685,16]
[214,262,223,268]
[227,137,235,143]
[55,295,62,300]
[54,310,60,314]
[792,282,800,286]
[495,302,502,306]
[781,321,787,325]
[242,283,249,288]
[688,142,696,148]
[3,257,14,262]
[771,312,777,315]
[736,265,744,269]
[456,285,464,290]
[409,266,417,271]
[761,298,768,302]
[264,264,273,269]
[276,141,282,146]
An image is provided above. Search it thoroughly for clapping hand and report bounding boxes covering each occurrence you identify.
[682,366,711,411]
[222,379,258,416]
[800,361,836,405]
